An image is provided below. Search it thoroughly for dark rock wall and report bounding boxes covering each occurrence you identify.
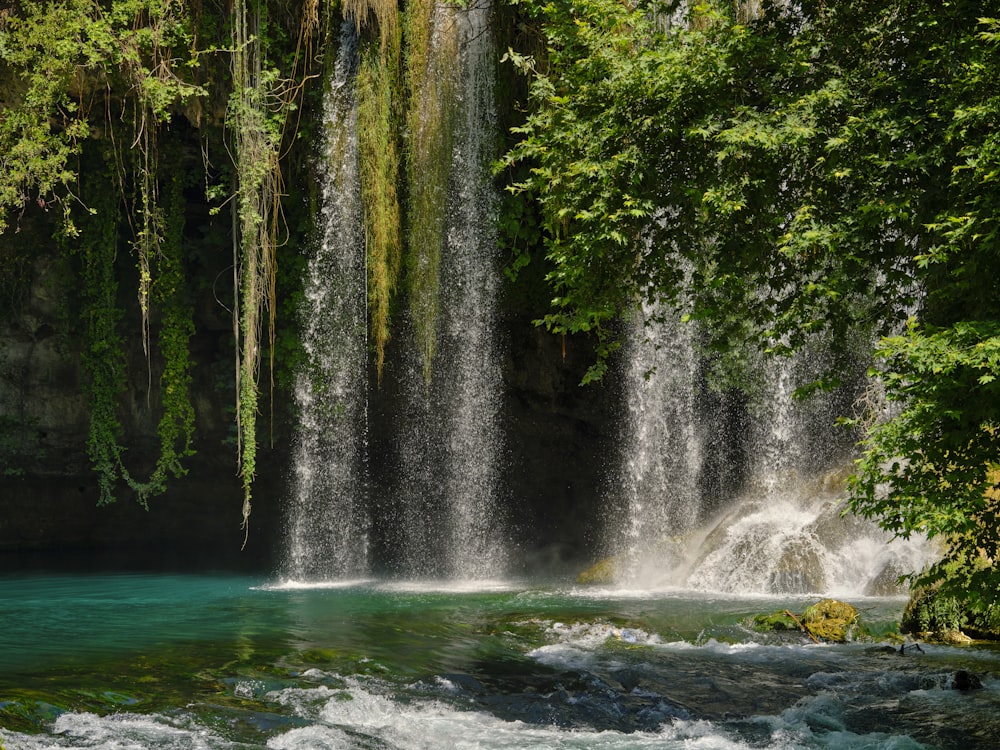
[0,208,621,574]
[0,206,284,571]
[502,318,622,575]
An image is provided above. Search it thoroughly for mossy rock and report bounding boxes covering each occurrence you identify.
[902,583,967,635]
[802,598,862,642]
[934,629,974,645]
[576,557,619,585]
[902,582,1000,641]
[747,610,801,632]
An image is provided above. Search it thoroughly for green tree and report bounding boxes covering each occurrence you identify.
[503,0,1000,602]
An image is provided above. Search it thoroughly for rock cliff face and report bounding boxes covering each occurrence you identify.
[500,316,623,573]
[0,209,283,570]
[0,209,621,573]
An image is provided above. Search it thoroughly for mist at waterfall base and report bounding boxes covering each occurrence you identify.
[605,308,935,596]
[4,573,1000,750]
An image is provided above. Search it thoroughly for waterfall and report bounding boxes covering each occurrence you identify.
[612,311,937,595]
[612,306,704,582]
[439,0,507,579]
[283,23,369,581]
[388,0,508,579]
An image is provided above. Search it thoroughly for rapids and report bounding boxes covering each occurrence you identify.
[1,573,997,749]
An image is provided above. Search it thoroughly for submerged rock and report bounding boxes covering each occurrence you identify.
[951,669,984,691]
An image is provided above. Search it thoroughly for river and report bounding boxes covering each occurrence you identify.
[1,573,997,748]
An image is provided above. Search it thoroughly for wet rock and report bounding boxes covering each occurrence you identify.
[460,665,692,732]
[438,673,487,693]
[820,465,853,493]
[802,599,863,642]
[865,645,901,656]
[576,557,618,585]
[934,629,974,645]
[863,560,907,596]
[951,669,983,691]
[610,667,643,692]
[769,539,826,594]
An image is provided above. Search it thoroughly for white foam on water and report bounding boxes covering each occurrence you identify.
[525,620,664,669]
[565,583,796,601]
[655,638,838,657]
[256,578,375,592]
[263,676,936,750]
[374,578,520,594]
[0,673,937,750]
[0,711,232,749]
[267,678,750,749]
[527,628,846,676]
[267,725,353,749]
[256,577,524,594]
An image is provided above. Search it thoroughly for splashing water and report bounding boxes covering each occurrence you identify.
[612,309,937,595]
[284,22,369,580]
[613,306,704,582]
[388,0,507,579]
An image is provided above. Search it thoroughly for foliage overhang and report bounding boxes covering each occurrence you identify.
[499,0,1000,605]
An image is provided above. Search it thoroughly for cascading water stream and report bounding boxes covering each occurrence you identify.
[439,0,507,579]
[283,23,369,581]
[612,310,937,595]
[388,0,508,579]
[614,305,703,582]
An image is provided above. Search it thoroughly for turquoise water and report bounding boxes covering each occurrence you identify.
[1,573,998,748]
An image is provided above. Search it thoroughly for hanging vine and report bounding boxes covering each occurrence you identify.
[403,0,459,384]
[75,169,129,506]
[146,146,196,495]
[229,0,279,539]
[75,149,194,507]
[46,0,203,507]
[2,0,316,520]
[113,0,204,379]
[349,0,403,381]
[228,0,319,538]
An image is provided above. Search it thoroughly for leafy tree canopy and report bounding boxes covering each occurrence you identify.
[503,0,1000,604]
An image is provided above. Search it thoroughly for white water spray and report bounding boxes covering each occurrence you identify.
[613,312,936,595]
[393,0,507,579]
[284,23,369,580]
[614,306,703,582]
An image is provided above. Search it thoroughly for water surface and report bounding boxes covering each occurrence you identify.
[1,574,997,748]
